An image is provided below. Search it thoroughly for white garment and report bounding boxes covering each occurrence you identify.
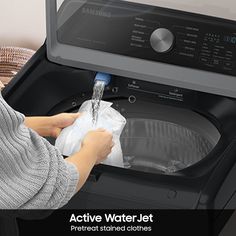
[55,100,126,167]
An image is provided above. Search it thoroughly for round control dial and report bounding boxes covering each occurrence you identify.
[150,28,174,53]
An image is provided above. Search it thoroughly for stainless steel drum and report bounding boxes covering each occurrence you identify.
[113,100,221,174]
[121,118,215,173]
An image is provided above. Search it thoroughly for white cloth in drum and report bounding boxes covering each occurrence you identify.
[55,100,126,167]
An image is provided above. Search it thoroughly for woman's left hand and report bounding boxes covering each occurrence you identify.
[24,113,81,138]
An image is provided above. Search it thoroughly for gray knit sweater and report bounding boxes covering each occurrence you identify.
[0,92,79,209]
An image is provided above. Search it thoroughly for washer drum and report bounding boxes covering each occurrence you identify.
[107,100,221,174]
[121,118,215,173]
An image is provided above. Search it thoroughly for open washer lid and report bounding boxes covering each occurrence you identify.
[46,0,236,98]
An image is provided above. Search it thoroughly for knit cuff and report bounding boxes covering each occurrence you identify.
[59,161,79,208]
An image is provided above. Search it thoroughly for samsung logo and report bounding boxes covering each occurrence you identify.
[82,7,111,18]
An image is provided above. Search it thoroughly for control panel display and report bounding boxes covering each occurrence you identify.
[224,36,236,44]
[57,0,236,76]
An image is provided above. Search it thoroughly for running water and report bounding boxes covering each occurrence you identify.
[91,80,106,125]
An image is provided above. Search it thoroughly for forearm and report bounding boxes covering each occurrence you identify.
[24,113,80,138]
[24,117,53,137]
[65,147,97,192]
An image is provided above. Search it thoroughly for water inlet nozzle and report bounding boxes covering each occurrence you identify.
[94,72,111,86]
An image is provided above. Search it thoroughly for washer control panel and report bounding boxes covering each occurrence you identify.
[58,0,236,76]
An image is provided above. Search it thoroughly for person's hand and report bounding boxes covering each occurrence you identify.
[49,113,81,138]
[66,129,114,192]
[24,113,80,138]
[82,129,114,164]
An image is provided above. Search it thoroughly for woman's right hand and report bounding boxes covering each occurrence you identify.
[82,129,114,164]
[66,129,114,192]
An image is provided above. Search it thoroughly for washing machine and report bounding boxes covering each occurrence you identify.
[2,0,236,213]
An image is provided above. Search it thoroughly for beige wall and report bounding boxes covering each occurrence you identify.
[0,0,235,50]
[0,0,46,50]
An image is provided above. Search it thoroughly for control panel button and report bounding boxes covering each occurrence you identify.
[211,59,221,66]
[150,28,175,53]
[200,57,209,63]
[224,61,233,68]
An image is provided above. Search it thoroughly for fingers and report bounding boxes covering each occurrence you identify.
[54,113,81,128]
[96,128,106,132]
[66,113,81,122]
[51,127,62,138]
[70,113,81,119]
[92,128,114,150]
[59,112,81,120]
[95,128,113,136]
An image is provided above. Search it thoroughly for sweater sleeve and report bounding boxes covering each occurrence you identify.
[0,93,79,209]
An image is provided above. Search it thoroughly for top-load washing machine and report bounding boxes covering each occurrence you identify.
[2,0,236,210]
